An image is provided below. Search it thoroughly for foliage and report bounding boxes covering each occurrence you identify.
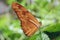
[0,0,60,40]
[42,22,60,32]
[23,32,50,40]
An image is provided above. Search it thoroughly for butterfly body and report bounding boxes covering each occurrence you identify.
[12,2,41,36]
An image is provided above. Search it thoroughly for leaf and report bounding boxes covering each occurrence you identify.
[0,16,8,27]
[42,23,60,32]
[11,20,20,28]
[41,33,50,40]
[24,32,50,40]
[55,36,60,40]
[7,0,16,5]
[8,33,21,40]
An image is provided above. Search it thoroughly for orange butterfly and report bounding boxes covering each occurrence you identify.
[12,2,41,36]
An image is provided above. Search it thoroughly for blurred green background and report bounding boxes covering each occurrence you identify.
[0,0,60,40]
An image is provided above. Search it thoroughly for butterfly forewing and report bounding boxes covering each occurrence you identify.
[12,2,41,36]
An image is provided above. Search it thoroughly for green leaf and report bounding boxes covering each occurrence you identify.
[42,23,60,32]
[11,20,21,28]
[24,32,50,40]
[7,0,16,5]
[0,16,9,27]
[8,33,21,40]
[55,36,60,40]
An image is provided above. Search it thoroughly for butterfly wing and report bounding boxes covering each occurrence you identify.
[12,2,41,36]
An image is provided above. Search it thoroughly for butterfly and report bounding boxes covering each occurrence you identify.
[12,2,41,36]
